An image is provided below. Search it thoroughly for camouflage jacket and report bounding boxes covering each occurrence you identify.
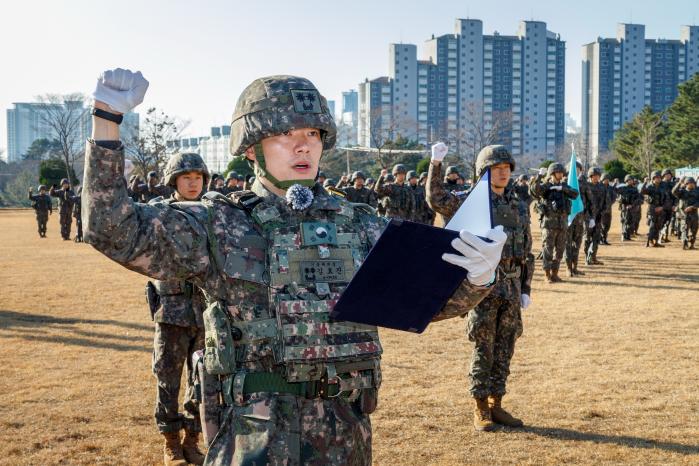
[341,186,378,208]
[408,184,432,224]
[640,183,667,209]
[615,184,642,208]
[661,180,678,209]
[672,182,699,215]
[426,161,533,297]
[530,176,579,229]
[83,141,492,378]
[130,180,172,203]
[603,184,617,213]
[29,192,52,213]
[586,181,607,221]
[148,194,205,328]
[374,176,415,220]
[49,186,75,214]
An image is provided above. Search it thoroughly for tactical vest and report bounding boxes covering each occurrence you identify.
[200,191,382,404]
[492,193,526,264]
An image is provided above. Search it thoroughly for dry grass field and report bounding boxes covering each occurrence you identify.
[0,208,697,465]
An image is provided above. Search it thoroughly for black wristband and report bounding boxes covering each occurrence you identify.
[92,107,124,125]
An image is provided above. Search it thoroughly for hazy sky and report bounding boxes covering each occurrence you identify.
[1,0,698,151]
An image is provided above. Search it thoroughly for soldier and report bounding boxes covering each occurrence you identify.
[630,177,644,236]
[419,171,428,187]
[427,142,533,431]
[236,173,245,190]
[49,178,75,240]
[133,171,172,202]
[443,166,460,192]
[374,164,416,220]
[660,169,676,243]
[85,69,504,465]
[584,167,607,265]
[640,171,667,247]
[365,177,375,191]
[564,161,591,276]
[223,172,240,194]
[146,152,210,465]
[672,177,699,249]
[127,174,143,202]
[317,170,327,185]
[339,171,378,207]
[513,175,532,210]
[71,187,83,242]
[616,175,642,241]
[530,163,579,282]
[28,184,52,237]
[599,174,617,245]
[407,170,432,224]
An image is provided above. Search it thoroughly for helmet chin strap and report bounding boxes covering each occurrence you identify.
[250,144,316,189]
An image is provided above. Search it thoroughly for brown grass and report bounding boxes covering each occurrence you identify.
[0,209,697,465]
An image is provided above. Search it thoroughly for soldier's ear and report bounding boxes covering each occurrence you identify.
[245,146,256,162]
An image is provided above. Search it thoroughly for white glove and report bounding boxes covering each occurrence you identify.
[539,168,547,176]
[550,185,563,191]
[93,68,149,114]
[124,159,135,179]
[521,294,531,309]
[431,142,448,162]
[588,218,595,228]
[442,225,507,286]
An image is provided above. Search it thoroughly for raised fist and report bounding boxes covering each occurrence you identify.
[431,142,448,162]
[380,168,388,177]
[93,68,149,114]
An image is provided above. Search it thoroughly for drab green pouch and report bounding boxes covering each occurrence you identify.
[203,301,236,375]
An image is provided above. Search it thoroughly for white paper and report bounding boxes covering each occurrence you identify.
[445,170,492,236]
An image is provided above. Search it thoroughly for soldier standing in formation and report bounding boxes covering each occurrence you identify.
[443,165,461,192]
[407,170,432,224]
[564,161,591,276]
[374,164,416,220]
[660,169,677,243]
[616,175,642,241]
[70,187,83,242]
[599,174,616,245]
[49,178,75,240]
[337,171,378,207]
[145,152,210,465]
[630,177,644,236]
[641,171,667,247]
[530,163,579,283]
[84,69,504,465]
[223,172,239,194]
[427,143,532,431]
[132,171,172,203]
[28,184,52,237]
[584,167,608,265]
[672,176,699,249]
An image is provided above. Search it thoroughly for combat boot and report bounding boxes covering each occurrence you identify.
[182,429,206,465]
[572,261,585,276]
[545,269,553,283]
[566,261,574,277]
[489,395,524,427]
[550,268,563,283]
[473,397,496,431]
[162,432,187,466]
[683,239,689,250]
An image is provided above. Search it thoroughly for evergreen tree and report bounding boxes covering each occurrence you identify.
[659,73,699,168]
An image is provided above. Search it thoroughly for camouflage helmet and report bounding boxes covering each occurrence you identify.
[419,172,428,181]
[38,184,47,191]
[163,152,210,187]
[588,166,602,177]
[225,171,238,181]
[147,171,158,179]
[406,170,418,180]
[385,174,395,183]
[517,174,529,182]
[350,170,366,182]
[662,168,673,177]
[601,173,611,182]
[685,176,696,186]
[624,174,633,182]
[317,171,327,179]
[445,165,460,176]
[651,170,662,179]
[475,145,515,177]
[547,163,566,177]
[229,75,336,189]
[392,164,407,175]
[323,179,334,188]
[60,178,69,185]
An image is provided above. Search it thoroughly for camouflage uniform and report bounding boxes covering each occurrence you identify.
[584,168,608,264]
[85,75,492,465]
[640,173,667,247]
[443,166,461,193]
[530,164,578,281]
[426,146,532,428]
[672,178,699,249]
[660,170,676,241]
[132,172,172,202]
[564,166,591,274]
[600,175,617,244]
[339,171,378,208]
[28,186,52,237]
[616,176,642,241]
[49,180,75,240]
[407,171,432,224]
[70,188,83,242]
[374,165,415,220]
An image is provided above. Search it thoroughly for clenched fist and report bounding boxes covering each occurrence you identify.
[431,142,448,162]
[93,68,149,114]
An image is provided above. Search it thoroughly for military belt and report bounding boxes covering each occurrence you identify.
[239,371,374,400]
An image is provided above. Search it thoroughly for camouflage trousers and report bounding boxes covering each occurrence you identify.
[565,215,585,265]
[541,226,567,271]
[601,210,612,241]
[631,206,642,234]
[153,322,205,433]
[682,213,698,246]
[59,212,71,239]
[647,209,664,242]
[205,393,372,466]
[620,206,634,239]
[36,211,48,236]
[584,219,601,260]
[74,217,83,241]
[467,294,523,399]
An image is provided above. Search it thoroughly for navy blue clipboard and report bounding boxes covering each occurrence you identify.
[331,220,469,333]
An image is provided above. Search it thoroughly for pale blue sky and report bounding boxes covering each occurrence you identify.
[1,0,697,151]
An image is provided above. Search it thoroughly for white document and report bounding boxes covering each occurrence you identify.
[445,169,492,236]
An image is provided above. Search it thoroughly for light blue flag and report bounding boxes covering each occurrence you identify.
[567,145,584,226]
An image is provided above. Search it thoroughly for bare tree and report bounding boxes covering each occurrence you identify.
[368,107,420,169]
[123,107,189,178]
[35,93,89,183]
[449,102,512,183]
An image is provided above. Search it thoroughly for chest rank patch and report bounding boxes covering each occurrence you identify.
[301,221,337,246]
[290,89,323,114]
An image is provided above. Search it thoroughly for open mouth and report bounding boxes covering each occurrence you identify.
[293,162,311,172]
